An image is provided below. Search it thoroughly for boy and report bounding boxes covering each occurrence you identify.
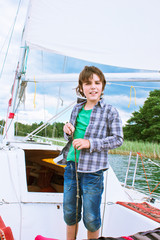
[63,66,123,240]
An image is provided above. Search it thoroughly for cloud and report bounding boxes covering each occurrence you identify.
[104,94,146,109]
[103,93,150,125]
[118,109,132,126]
[16,109,53,125]
[14,89,75,124]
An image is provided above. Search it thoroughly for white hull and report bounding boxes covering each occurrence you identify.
[0,140,159,240]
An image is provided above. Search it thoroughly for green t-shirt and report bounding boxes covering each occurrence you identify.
[67,107,92,162]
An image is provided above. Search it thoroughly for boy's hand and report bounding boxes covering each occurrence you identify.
[73,139,90,150]
[63,122,75,135]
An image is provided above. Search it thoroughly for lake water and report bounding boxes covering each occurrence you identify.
[109,154,160,200]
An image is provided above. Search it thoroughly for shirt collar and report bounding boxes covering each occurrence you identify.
[98,98,105,108]
[77,97,105,108]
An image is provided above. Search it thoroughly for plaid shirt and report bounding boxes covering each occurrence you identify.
[62,98,123,172]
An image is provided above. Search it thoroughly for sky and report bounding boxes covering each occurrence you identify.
[0,0,160,135]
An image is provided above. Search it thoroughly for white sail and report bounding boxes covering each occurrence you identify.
[24,0,160,71]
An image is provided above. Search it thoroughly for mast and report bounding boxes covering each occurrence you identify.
[2,1,31,141]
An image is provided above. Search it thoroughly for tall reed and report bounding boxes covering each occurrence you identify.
[35,136,160,160]
[109,140,160,160]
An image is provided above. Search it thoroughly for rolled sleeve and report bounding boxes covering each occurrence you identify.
[89,138,101,152]
[89,135,123,153]
[64,132,72,141]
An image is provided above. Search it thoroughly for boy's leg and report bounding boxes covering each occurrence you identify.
[66,224,79,240]
[63,162,82,239]
[81,170,104,237]
[88,229,100,239]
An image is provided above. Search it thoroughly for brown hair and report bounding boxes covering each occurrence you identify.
[76,66,106,97]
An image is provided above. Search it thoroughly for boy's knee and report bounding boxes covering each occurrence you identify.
[64,208,81,226]
[64,212,73,225]
[84,217,101,232]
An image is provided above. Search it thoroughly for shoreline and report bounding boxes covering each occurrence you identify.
[109,149,160,160]
[109,140,160,160]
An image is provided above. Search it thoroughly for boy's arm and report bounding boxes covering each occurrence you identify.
[89,108,123,152]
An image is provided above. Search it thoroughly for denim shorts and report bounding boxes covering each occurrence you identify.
[63,161,104,232]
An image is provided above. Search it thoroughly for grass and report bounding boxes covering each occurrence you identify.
[33,136,66,146]
[109,140,160,160]
[33,136,160,160]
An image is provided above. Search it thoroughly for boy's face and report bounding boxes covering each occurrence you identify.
[82,74,103,104]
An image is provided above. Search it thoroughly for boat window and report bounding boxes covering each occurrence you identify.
[24,149,65,193]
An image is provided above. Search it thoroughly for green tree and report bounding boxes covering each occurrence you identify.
[0,119,5,135]
[14,121,65,138]
[123,89,160,142]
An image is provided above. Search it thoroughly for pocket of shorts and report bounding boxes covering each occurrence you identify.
[85,171,104,194]
[64,162,75,191]
[92,170,103,176]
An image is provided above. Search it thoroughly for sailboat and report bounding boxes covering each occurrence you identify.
[0,0,160,239]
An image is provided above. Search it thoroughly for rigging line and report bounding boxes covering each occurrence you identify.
[3,118,13,140]
[137,152,160,195]
[24,101,76,140]
[0,23,14,57]
[137,152,151,194]
[33,102,75,138]
[0,0,22,79]
[3,63,19,139]
[3,78,25,140]
[14,82,27,112]
[147,158,160,168]
[110,82,160,89]
[40,50,47,136]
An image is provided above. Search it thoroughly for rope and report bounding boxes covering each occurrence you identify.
[24,101,76,140]
[128,86,137,108]
[137,152,160,195]
[71,133,80,240]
